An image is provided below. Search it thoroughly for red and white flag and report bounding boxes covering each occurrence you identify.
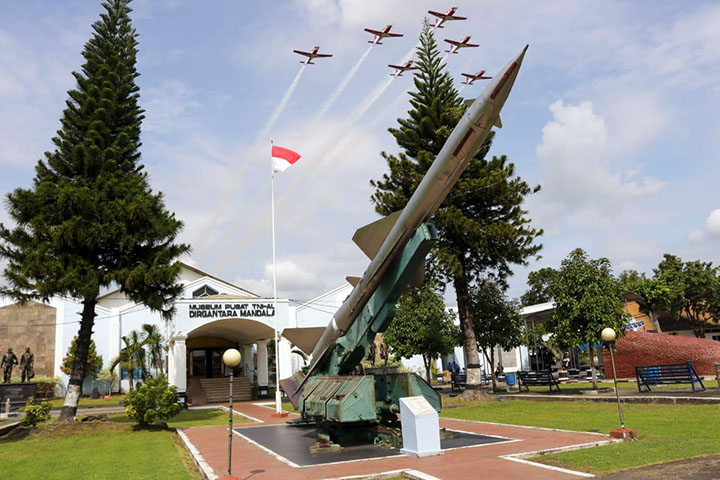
[272,145,301,173]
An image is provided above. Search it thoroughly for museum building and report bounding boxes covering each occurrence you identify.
[0,263,344,401]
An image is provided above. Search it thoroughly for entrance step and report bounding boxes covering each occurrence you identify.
[187,377,207,406]
[199,376,253,403]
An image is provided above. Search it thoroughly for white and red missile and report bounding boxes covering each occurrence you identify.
[299,45,530,385]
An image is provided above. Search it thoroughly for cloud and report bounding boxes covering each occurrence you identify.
[684,209,720,245]
[536,100,665,207]
[705,209,720,236]
[688,230,706,243]
[235,259,327,300]
[142,80,200,136]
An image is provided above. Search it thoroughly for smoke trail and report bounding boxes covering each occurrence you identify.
[208,38,427,263]
[314,45,374,123]
[194,65,306,252]
[257,65,307,143]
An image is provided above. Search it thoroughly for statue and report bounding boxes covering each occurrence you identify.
[1,348,18,383]
[20,347,34,382]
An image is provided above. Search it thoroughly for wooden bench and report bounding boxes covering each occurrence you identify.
[635,362,705,393]
[517,371,561,392]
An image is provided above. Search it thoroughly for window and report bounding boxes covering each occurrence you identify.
[192,285,219,298]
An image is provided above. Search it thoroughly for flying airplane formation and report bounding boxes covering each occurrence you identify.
[444,35,479,54]
[428,6,467,28]
[294,6,487,85]
[293,46,333,65]
[364,25,404,45]
[461,70,492,85]
[388,60,419,77]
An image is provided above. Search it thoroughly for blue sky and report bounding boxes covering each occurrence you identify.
[2,1,720,304]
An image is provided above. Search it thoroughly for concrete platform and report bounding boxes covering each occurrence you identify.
[236,424,509,467]
[181,401,615,479]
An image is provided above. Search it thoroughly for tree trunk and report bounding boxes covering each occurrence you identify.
[58,298,97,422]
[588,342,598,390]
[423,354,432,384]
[648,309,662,333]
[488,348,497,391]
[454,271,483,389]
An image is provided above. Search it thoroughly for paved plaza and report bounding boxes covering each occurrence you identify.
[181,401,614,479]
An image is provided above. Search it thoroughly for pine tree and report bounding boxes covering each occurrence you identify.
[0,0,189,421]
[371,22,542,391]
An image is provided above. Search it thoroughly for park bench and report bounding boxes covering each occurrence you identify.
[517,371,561,392]
[450,371,489,391]
[451,372,467,392]
[634,362,705,393]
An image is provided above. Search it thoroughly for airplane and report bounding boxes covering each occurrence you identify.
[364,25,404,45]
[444,36,479,54]
[461,70,492,85]
[388,60,419,77]
[293,46,333,65]
[428,6,467,29]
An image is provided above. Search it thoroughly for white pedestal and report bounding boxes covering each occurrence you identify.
[399,396,442,457]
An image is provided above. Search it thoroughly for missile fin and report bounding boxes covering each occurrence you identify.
[352,209,404,259]
[346,276,361,287]
[494,115,502,128]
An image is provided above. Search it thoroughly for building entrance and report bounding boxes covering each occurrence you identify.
[188,348,225,378]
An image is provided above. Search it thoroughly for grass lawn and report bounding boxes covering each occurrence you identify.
[108,408,254,428]
[441,400,720,475]
[258,401,299,413]
[48,395,127,409]
[0,421,200,479]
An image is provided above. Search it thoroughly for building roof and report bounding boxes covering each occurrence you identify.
[97,262,259,301]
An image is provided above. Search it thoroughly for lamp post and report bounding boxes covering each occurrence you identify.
[222,349,242,477]
[601,328,636,440]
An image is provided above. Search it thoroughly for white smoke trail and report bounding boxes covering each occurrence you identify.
[208,35,429,264]
[257,65,307,143]
[194,65,306,252]
[314,45,374,123]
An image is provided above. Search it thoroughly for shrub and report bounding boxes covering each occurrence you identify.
[61,337,103,378]
[23,397,51,427]
[34,376,62,399]
[123,375,181,427]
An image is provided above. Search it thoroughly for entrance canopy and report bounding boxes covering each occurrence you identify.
[186,318,275,344]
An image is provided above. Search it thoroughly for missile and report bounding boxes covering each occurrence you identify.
[298,44,529,387]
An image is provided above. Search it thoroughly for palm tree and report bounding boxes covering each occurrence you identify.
[141,323,165,377]
[110,330,146,393]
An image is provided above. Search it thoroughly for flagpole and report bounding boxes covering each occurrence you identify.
[270,140,282,415]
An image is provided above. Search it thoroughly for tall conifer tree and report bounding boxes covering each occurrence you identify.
[371,22,542,390]
[0,0,189,420]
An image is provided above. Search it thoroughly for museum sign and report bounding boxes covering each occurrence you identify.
[187,302,275,319]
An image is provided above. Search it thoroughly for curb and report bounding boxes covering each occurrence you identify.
[496,394,720,405]
[499,438,622,478]
[177,428,218,480]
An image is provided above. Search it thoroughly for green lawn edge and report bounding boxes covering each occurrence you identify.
[441,400,720,475]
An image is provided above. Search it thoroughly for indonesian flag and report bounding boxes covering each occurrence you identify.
[272,145,301,173]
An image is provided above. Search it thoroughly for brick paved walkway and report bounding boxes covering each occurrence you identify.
[183,401,611,479]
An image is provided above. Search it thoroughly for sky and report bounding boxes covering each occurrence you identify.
[1,0,720,306]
